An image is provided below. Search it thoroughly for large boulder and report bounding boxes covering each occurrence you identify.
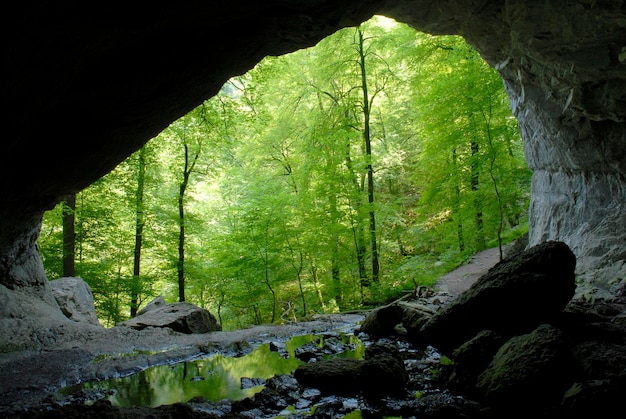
[444,284,626,417]
[446,330,506,396]
[357,294,441,340]
[49,277,101,326]
[294,357,363,396]
[420,241,576,354]
[294,342,408,398]
[475,324,575,415]
[361,342,409,398]
[136,294,167,316]
[119,298,221,334]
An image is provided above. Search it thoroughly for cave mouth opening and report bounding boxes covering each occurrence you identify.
[3,2,625,305]
[2,4,626,418]
[38,15,531,330]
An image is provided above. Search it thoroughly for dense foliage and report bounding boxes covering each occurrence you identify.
[39,17,531,329]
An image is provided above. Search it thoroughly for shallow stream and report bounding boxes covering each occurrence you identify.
[62,333,364,408]
[53,320,480,419]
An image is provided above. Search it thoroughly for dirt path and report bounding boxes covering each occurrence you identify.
[433,247,503,296]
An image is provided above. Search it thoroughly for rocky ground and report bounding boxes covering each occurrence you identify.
[0,247,502,418]
[7,243,624,419]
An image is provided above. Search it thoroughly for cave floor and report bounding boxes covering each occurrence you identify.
[0,248,501,416]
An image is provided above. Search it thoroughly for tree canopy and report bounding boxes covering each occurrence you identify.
[39,16,531,329]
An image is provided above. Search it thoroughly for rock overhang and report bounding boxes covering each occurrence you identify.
[2,0,625,296]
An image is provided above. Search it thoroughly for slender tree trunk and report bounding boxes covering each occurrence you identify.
[470,140,485,250]
[482,106,504,261]
[331,244,341,304]
[178,160,187,302]
[131,146,146,317]
[62,194,76,277]
[284,224,306,318]
[216,290,225,327]
[295,249,306,317]
[452,148,465,252]
[310,264,326,310]
[260,220,277,323]
[344,141,369,287]
[328,186,343,306]
[314,87,347,303]
[357,27,379,283]
[178,142,200,302]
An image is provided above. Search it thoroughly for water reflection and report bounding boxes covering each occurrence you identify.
[82,333,362,408]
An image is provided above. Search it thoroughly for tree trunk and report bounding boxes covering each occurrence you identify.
[259,219,277,323]
[284,227,306,318]
[344,140,369,287]
[131,146,146,317]
[328,186,343,306]
[470,140,485,250]
[452,148,465,252]
[178,142,200,302]
[357,26,379,283]
[310,263,326,310]
[178,177,186,303]
[62,194,76,277]
[482,107,504,261]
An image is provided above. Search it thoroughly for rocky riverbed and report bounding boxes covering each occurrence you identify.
[1,243,625,418]
[0,314,493,419]
[0,313,366,416]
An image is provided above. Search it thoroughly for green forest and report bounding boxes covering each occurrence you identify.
[39,17,531,329]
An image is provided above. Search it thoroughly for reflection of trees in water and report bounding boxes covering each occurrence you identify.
[86,339,316,407]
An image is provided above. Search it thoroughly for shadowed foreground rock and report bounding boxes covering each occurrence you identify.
[25,400,220,419]
[476,324,574,412]
[293,342,408,398]
[420,241,576,354]
[359,241,626,417]
[428,242,626,418]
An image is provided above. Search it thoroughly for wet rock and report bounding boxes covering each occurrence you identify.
[24,399,219,419]
[49,277,101,326]
[420,241,576,354]
[476,324,575,415]
[294,357,363,395]
[293,333,357,362]
[447,330,505,395]
[294,342,409,399]
[365,391,492,419]
[358,304,405,337]
[358,297,437,341]
[310,398,348,418]
[118,301,221,334]
[233,375,302,415]
[265,374,302,404]
[399,301,437,343]
[241,377,265,389]
[361,342,409,398]
[560,378,626,418]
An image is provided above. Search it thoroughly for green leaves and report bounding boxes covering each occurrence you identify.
[39,16,530,328]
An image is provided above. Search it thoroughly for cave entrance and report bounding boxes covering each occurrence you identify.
[38,16,530,329]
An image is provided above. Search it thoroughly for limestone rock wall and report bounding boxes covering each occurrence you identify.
[492,1,626,293]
